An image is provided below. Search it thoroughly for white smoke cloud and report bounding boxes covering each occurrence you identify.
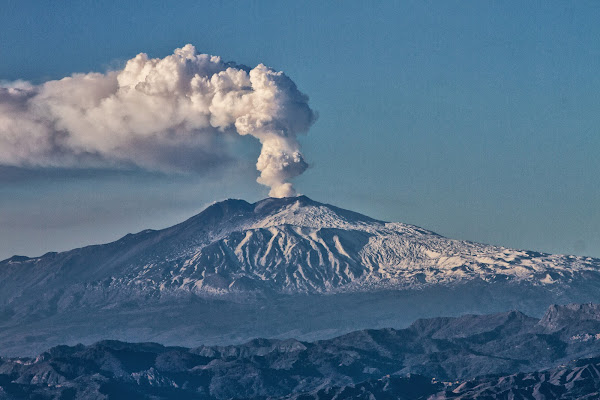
[0,44,316,197]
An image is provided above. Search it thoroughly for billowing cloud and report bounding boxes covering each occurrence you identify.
[0,45,316,197]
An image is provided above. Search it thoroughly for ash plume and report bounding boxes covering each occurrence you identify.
[0,45,316,197]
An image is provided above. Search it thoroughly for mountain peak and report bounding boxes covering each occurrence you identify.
[254,194,317,210]
[195,195,320,219]
[538,303,600,332]
[253,194,319,213]
[178,195,382,236]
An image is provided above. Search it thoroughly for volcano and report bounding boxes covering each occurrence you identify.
[2,196,600,356]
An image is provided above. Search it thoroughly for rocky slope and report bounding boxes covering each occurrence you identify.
[2,304,600,399]
[286,362,600,400]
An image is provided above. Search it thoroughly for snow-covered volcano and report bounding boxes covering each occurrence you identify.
[1,196,600,356]
[161,196,598,294]
[4,195,597,296]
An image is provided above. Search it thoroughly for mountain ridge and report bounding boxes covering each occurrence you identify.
[4,304,600,399]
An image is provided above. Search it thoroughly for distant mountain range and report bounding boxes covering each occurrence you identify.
[2,196,600,356]
[3,304,600,399]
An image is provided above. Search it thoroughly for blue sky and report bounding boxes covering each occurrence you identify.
[1,1,599,259]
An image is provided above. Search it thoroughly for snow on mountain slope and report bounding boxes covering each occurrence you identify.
[1,195,598,299]
[113,195,600,295]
